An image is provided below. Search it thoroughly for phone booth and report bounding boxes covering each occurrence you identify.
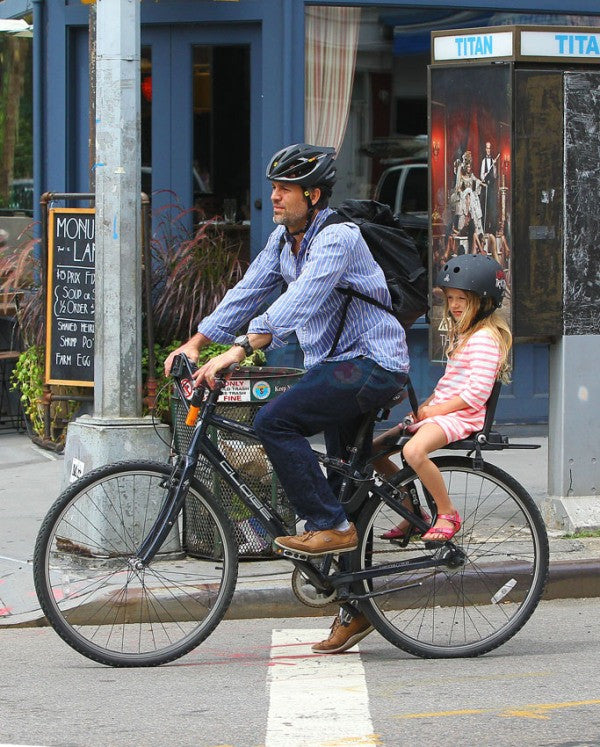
[428,26,600,529]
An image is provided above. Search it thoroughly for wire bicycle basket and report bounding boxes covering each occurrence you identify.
[172,366,305,559]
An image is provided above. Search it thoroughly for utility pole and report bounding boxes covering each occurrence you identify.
[63,0,168,485]
[88,1,96,192]
[542,69,600,533]
[94,0,141,418]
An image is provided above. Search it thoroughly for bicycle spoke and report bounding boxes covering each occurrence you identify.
[34,462,238,666]
[353,456,548,658]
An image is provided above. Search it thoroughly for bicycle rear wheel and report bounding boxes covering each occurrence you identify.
[352,456,549,658]
[33,460,238,667]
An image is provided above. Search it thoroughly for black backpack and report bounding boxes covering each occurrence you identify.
[277,199,429,354]
[320,199,428,331]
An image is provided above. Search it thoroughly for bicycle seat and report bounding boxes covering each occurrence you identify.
[445,430,508,451]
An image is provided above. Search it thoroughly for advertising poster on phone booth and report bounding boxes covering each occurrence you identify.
[429,64,512,363]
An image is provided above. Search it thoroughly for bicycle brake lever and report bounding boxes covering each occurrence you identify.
[213,363,242,386]
[218,362,242,376]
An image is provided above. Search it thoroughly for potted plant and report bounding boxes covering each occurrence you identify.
[0,231,91,446]
[149,201,247,344]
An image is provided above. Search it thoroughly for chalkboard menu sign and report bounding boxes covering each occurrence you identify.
[45,208,95,386]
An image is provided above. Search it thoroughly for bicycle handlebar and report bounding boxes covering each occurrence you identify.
[170,353,240,426]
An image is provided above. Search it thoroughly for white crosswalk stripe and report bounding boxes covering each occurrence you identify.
[266,629,377,747]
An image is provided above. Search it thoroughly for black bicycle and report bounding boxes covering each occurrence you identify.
[33,354,549,667]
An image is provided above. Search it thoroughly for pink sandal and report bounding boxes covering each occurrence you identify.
[421,512,462,542]
[381,511,431,541]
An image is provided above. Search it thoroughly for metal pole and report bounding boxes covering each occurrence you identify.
[546,336,600,531]
[542,70,600,533]
[88,2,96,197]
[61,0,172,550]
[32,0,44,233]
[63,2,170,466]
[94,0,142,419]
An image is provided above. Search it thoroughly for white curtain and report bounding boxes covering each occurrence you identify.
[305,7,361,153]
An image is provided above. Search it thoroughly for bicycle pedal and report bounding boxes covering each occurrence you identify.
[393,533,412,548]
[273,546,311,561]
[423,539,454,550]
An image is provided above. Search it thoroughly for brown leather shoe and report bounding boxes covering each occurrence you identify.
[312,612,373,654]
[273,524,358,557]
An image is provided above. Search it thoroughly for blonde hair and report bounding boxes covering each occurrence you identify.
[443,290,512,383]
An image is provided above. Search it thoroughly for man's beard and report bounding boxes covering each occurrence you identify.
[272,204,308,228]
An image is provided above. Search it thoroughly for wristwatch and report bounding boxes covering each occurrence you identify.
[232,334,254,358]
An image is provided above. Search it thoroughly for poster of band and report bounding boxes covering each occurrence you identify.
[429,64,512,362]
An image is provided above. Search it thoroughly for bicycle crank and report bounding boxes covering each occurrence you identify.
[291,559,340,608]
[427,543,467,569]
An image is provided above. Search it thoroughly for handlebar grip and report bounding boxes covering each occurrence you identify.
[184,384,206,426]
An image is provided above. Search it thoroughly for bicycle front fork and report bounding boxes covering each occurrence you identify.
[134,457,196,567]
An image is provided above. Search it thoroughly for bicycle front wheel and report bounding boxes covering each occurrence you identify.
[33,460,238,667]
[352,456,549,658]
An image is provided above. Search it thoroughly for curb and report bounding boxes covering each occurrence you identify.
[542,558,600,601]
[225,558,600,619]
[2,558,598,630]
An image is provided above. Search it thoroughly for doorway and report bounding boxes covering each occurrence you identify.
[141,25,259,262]
[192,45,250,225]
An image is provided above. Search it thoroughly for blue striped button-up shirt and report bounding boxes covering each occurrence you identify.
[197,207,409,372]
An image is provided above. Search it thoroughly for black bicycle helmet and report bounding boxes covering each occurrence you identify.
[266,143,337,190]
[436,254,506,308]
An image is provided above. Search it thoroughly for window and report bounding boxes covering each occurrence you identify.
[401,166,427,215]
[192,45,250,223]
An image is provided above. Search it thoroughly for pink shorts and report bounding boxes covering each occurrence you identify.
[407,411,485,444]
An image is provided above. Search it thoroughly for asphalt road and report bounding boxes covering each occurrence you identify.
[0,596,598,747]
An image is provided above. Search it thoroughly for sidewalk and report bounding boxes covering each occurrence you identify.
[0,428,598,629]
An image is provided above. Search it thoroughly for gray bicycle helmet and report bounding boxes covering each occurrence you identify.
[437,254,506,308]
[266,143,337,189]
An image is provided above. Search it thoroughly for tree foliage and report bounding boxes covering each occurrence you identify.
[0,35,33,208]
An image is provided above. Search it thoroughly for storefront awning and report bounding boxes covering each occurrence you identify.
[0,19,33,37]
[388,10,600,56]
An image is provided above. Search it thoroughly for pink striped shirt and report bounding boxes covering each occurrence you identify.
[409,328,501,443]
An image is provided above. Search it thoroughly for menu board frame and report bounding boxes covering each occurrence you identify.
[44,207,96,386]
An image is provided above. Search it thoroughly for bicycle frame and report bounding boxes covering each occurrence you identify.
[137,361,464,604]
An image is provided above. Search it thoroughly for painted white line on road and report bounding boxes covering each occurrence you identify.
[0,555,30,564]
[30,444,60,461]
[266,629,376,747]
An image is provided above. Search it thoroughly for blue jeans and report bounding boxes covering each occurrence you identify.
[253,358,407,531]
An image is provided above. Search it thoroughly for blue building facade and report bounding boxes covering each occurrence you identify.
[2,0,600,422]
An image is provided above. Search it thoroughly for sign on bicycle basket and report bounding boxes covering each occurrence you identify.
[220,370,301,403]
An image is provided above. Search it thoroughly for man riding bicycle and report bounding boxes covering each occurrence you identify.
[165,141,408,585]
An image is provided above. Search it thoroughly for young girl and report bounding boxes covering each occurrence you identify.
[312,254,512,653]
[375,252,512,542]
